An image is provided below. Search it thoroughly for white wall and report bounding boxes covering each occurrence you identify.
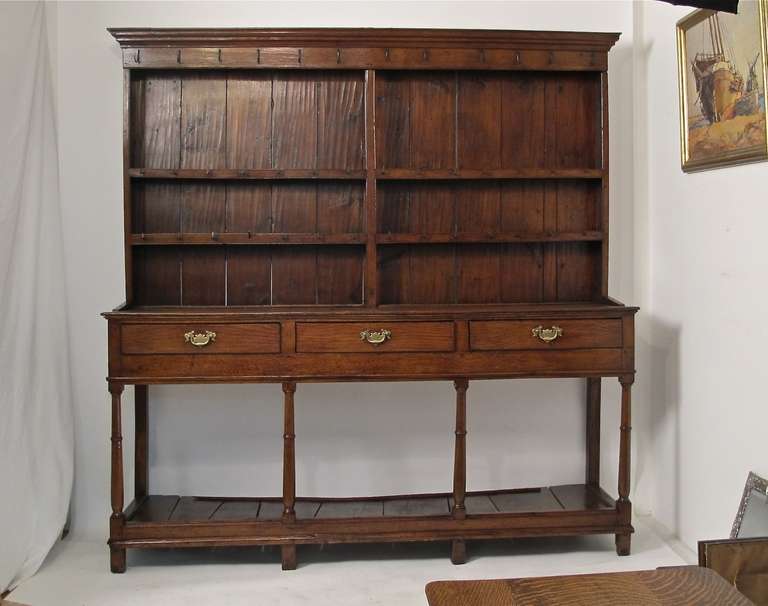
[51,1,641,539]
[639,0,768,550]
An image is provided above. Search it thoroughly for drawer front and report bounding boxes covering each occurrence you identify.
[470,319,622,351]
[121,323,281,354]
[296,322,455,353]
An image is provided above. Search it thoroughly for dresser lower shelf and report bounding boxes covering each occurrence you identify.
[113,484,631,550]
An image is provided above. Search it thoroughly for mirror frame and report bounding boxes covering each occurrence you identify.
[731,471,768,539]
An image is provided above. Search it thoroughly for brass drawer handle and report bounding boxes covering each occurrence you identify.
[184,330,217,347]
[532,325,563,343]
[360,328,392,346]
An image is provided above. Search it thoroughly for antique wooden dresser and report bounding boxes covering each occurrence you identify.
[104,27,637,572]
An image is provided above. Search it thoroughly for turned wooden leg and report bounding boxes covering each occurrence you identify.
[110,546,126,574]
[616,375,633,556]
[451,379,469,565]
[282,382,297,570]
[451,539,467,565]
[135,385,148,501]
[585,377,601,486]
[109,382,126,573]
[281,544,297,571]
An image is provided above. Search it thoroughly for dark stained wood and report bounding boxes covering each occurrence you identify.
[181,248,225,305]
[500,244,544,303]
[130,168,366,179]
[316,183,364,234]
[109,382,126,573]
[375,72,411,169]
[109,28,622,52]
[121,322,280,354]
[226,248,271,305]
[455,182,500,234]
[617,375,633,555]
[211,500,261,520]
[106,27,636,572]
[425,567,753,606]
[501,75,546,168]
[226,73,272,169]
[282,382,296,524]
[295,321,454,353]
[132,182,181,233]
[452,380,469,522]
[469,319,622,351]
[181,183,225,233]
[225,182,271,233]
[456,245,501,304]
[551,484,614,510]
[272,73,317,169]
[271,248,317,305]
[317,72,365,169]
[127,495,179,523]
[133,247,180,305]
[131,74,181,169]
[180,73,226,169]
[409,73,456,170]
[134,385,148,500]
[408,246,455,304]
[383,497,451,517]
[489,488,562,513]
[170,497,221,521]
[586,377,601,486]
[457,73,501,169]
[272,182,316,233]
[316,247,364,305]
[316,501,384,519]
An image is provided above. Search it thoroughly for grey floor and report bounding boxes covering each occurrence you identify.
[10,516,691,606]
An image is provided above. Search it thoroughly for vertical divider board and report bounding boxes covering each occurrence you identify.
[365,69,377,306]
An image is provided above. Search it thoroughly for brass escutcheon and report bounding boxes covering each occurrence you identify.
[184,330,217,347]
[360,329,392,346]
[532,325,563,343]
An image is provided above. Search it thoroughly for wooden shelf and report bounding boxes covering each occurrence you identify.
[130,233,366,245]
[128,168,367,180]
[126,485,616,525]
[376,232,603,244]
[375,169,604,180]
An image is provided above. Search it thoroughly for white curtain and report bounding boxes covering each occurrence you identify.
[0,1,73,593]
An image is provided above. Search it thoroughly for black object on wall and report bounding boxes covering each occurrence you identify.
[657,0,739,13]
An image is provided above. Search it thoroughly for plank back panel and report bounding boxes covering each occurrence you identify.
[133,247,181,305]
[181,247,226,305]
[226,73,272,169]
[457,73,502,169]
[180,73,226,169]
[132,181,181,234]
[227,247,271,305]
[130,73,181,169]
[272,73,318,169]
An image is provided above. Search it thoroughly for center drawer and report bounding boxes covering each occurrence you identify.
[121,323,281,354]
[470,319,622,351]
[296,322,455,353]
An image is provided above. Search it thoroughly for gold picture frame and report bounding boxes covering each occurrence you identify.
[677,0,768,172]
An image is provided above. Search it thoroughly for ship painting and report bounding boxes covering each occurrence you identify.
[677,0,768,171]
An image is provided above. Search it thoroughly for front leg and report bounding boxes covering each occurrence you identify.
[109,382,126,573]
[615,375,633,556]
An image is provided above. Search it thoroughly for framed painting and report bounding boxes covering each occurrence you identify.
[677,0,768,171]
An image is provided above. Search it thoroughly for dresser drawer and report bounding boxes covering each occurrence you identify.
[470,319,622,351]
[296,322,455,353]
[121,323,281,354]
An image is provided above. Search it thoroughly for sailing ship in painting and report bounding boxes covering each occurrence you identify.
[679,1,767,169]
[690,12,761,123]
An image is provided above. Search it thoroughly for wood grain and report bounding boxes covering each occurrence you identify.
[425,567,752,606]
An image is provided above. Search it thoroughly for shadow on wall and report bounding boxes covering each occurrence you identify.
[647,316,681,534]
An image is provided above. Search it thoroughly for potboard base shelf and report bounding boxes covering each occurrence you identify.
[111,485,633,565]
